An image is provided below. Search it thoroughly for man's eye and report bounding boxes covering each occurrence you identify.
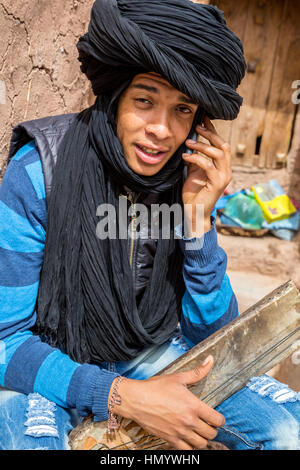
[177,106,192,114]
[135,98,151,105]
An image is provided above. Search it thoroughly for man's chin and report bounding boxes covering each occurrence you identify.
[130,164,163,177]
[126,158,165,177]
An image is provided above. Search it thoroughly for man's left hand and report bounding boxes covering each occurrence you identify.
[182,116,232,237]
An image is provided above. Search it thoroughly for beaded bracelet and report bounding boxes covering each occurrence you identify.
[107,376,125,434]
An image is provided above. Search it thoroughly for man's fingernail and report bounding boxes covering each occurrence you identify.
[201,355,212,366]
[186,139,196,144]
[197,124,207,131]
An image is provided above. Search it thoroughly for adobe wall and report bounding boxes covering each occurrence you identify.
[0,0,93,176]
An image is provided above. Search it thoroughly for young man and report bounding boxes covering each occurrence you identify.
[0,0,299,451]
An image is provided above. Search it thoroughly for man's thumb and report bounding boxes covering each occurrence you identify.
[182,355,214,386]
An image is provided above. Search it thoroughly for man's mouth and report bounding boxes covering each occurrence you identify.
[138,145,161,155]
[135,144,169,164]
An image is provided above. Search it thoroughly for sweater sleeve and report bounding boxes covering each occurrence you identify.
[0,142,119,421]
[176,218,239,347]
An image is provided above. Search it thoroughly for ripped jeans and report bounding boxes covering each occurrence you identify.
[0,329,300,450]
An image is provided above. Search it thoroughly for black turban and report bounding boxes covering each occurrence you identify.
[78,0,246,120]
[36,0,246,365]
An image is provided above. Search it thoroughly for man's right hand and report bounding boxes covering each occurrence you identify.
[109,355,225,450]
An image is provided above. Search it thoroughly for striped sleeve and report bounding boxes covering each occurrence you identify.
[178,219,239,347]
[0,142,119,421]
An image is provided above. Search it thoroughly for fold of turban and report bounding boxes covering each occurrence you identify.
[77,0,247,120]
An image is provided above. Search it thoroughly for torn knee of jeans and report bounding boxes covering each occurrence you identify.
[24,393,59,438]
[246,376,300,403]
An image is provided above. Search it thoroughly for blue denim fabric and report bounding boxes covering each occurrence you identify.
[0,328,299,450]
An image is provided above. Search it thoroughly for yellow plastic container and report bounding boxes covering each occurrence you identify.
[251,181,296,224]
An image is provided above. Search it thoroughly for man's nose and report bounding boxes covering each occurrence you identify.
[145,113,172,140]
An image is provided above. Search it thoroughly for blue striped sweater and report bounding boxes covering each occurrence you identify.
[0,141,238,420]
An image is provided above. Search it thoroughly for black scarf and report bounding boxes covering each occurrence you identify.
[36,0,246,364]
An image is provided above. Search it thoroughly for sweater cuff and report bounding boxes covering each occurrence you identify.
[67,363,120,422]
[175,216,218,266]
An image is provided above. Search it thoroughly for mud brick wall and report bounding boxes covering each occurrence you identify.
[0,0,94,176]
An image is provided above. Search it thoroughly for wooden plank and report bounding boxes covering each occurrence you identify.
[165,280,300,407]
[229,0,285,167]
[259,0,300,168]
[69,280,300,450]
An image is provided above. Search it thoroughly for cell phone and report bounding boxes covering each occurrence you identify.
[185,132,213,166]
[185,131,198,155]
[184,108,206,155]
